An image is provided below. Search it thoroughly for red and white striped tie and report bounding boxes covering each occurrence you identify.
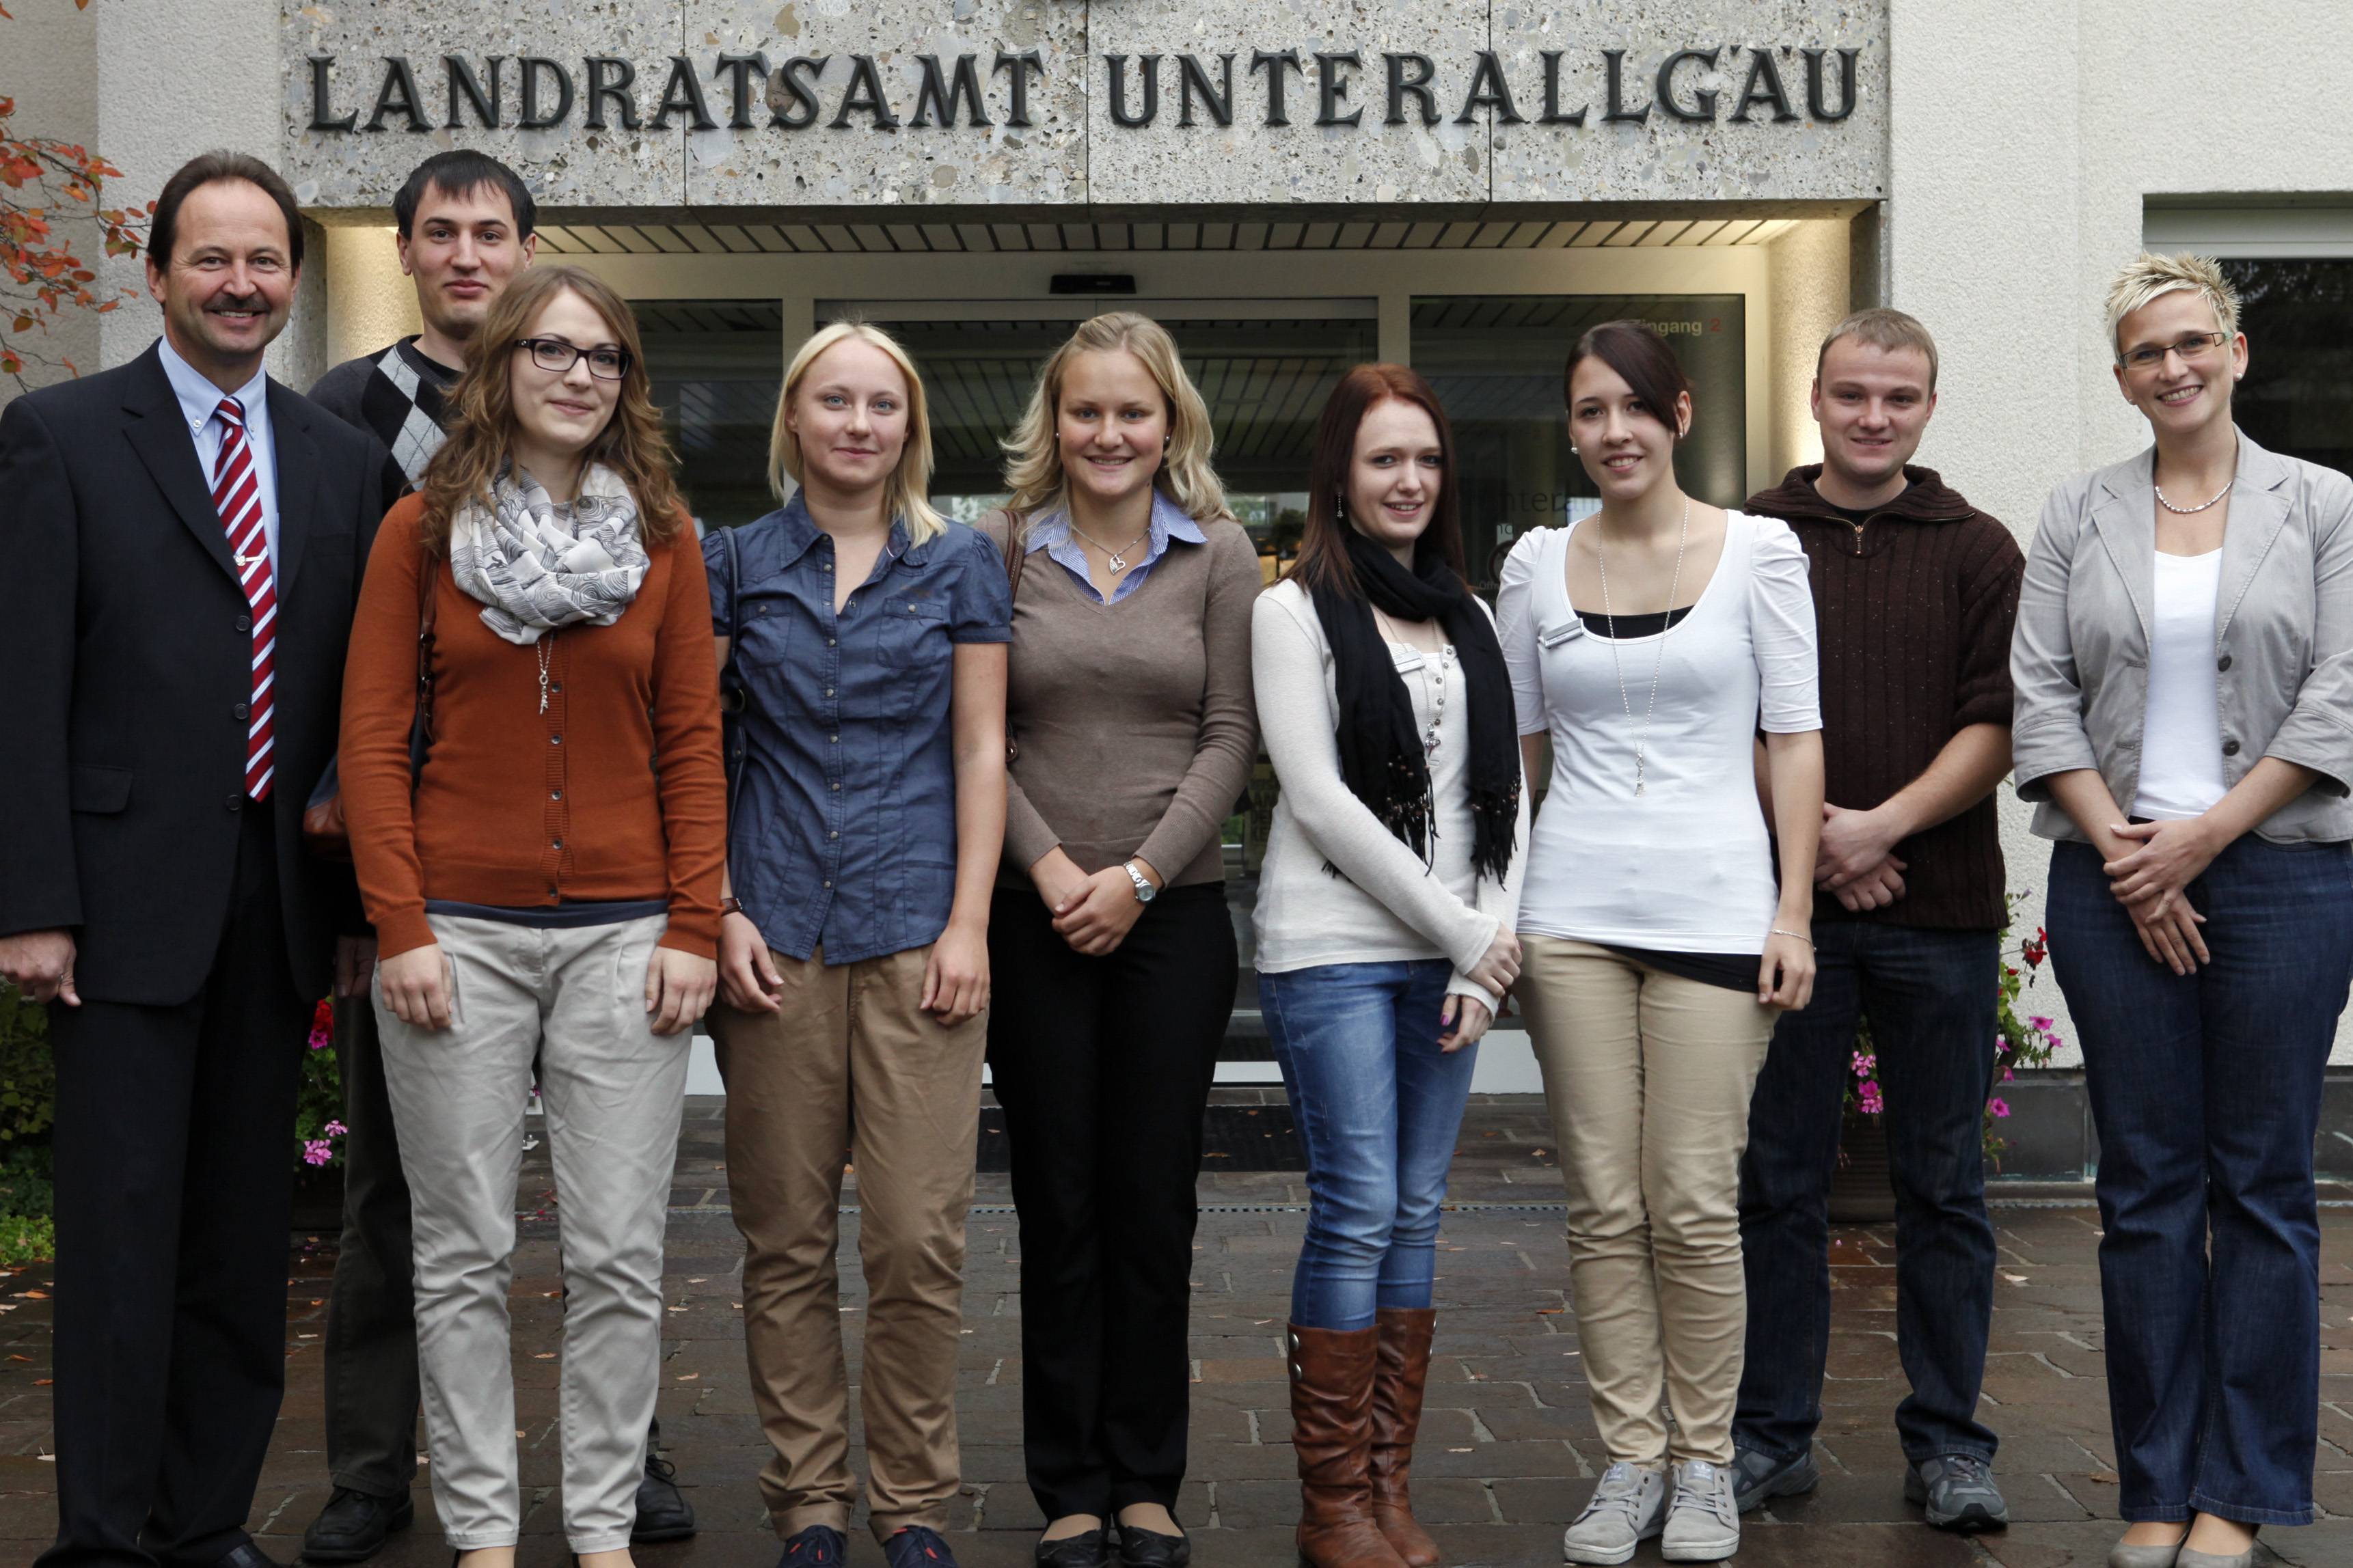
[210,396,276,800]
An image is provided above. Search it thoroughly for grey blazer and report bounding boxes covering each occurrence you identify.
[2011,428,2353,844]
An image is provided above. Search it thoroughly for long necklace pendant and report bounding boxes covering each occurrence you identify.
[1634,779,1646,797]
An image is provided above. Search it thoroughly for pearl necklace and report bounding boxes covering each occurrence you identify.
[2153,473,2233,514]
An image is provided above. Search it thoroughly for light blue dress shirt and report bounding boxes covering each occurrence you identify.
[157,333,280,573]
[1024,489,1206,604]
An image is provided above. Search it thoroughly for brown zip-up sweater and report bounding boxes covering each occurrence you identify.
[1745,465,2025,931]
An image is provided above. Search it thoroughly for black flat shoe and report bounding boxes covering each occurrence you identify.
[1116,1523,1190,1568]
[301,1487,415,1565]
[1035,1523,1106,1568]
[632,1452,697,1543]
[1035,1524,1111,1568]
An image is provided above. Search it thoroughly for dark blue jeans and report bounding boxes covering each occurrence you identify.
[2048,834,2353,1528]
[1261,960,1476,1331]
[1734,922,2000,1467]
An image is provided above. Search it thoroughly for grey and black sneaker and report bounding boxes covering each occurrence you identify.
[1905,1453,2009,1531]
[1661,1459,1741,1562]
[1560,1461,1666,1565]
[1729,1442,1821,1513]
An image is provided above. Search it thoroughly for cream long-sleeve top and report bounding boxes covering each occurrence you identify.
[1250,578,1530,1013]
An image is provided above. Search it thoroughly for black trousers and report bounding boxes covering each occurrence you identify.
[40,808,310,1568]
[321,998,420,1498]
[985,881,1236,1521]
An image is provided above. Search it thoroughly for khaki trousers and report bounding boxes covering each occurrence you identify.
[375,912,688,1554]
[1517,937,1776,1468]
[709,943,986,1544]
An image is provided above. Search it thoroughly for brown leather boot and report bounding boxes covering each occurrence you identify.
[1288,1323,1410,1568]
[1369,1308,1441,1566]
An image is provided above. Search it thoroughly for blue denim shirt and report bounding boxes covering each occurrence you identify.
[706,495,1011,963]
[1026,490,1206,603]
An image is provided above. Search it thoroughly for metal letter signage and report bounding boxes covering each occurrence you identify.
[283,0,1886,209]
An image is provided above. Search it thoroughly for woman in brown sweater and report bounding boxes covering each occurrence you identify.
[981,312,1262,1568]
[340,266,724,1568]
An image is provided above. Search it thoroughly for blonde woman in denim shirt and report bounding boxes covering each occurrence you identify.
[704,322,1009,1568]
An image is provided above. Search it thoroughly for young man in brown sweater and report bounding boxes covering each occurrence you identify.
[1730,310,2025,1532]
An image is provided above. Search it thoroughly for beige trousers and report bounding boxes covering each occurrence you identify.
[1516,937,1776,1468]
[708,943,986,1544]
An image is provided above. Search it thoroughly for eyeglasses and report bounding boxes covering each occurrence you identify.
[515,338,632,380]
[2118,331,2230,371]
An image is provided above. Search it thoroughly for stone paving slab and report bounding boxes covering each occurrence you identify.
[1,1095,2348,1567]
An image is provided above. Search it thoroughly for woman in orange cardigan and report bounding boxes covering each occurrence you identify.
[340,265,724,1568]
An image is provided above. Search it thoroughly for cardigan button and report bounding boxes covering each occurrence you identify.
[2216,654,2232,672]
[2222,739,2241,756]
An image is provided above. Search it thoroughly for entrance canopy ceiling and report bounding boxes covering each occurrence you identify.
[529,212,1812,257]
[284,0,1886,212]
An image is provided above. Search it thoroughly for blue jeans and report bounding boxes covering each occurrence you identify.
[1735,922,2000,1468]
[2048,834,2353,1528]
[1262,961,1478,1331]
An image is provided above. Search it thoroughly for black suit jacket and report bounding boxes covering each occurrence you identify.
[0,342,389,1005]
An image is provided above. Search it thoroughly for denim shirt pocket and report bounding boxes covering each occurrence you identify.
[878,592,949,670]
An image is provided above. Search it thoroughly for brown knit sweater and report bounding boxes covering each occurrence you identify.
[1745,465,2024,931]
[978,511,1262,888]
[342,495,728,961]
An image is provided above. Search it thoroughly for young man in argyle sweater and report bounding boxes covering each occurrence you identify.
[301,149,698,1562]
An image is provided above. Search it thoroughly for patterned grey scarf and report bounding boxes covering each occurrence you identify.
[448,461,651,645]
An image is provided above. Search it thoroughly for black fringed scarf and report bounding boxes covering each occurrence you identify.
[1306,529,1521,883]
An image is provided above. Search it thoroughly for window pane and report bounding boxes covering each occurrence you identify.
[2222,260,2353,476]
[634,299,783,531]
[1413,295,1747,588]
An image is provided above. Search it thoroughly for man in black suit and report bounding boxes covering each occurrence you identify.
[0,151,388,1568]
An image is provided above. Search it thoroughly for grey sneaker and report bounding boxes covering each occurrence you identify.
[1729,1442,1820,1513]
[1660,1459,1741,1562]
[1905,1453,2009,1531]
[1561,1461,1666,1566]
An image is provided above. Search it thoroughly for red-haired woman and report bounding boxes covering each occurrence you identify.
[1497,320,1823,1565]
[1254,364,1528,1568]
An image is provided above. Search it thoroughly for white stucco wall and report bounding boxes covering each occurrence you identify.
[90,0,293,376]
[1886,0,2353,1064]
[1766,219,1849,481]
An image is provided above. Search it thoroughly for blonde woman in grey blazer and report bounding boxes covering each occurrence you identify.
[2010,254,2353,1568]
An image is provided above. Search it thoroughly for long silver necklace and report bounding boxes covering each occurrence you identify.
[1592,499,1689,798]
[536,635,556,715]
[2153,470,2233,514]
[1067,519,1151,573]
[1376,610,1453,755]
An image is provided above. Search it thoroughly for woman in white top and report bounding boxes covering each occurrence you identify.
[2011,255,2353,1568]
[1253,363,1529,1568]
[1496,320,1823,1567]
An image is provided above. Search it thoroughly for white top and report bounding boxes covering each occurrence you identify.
[1496,511,1821,952]
[157,333,278,573]
[2134,548,2230,821]
[1250,579,1530,1011]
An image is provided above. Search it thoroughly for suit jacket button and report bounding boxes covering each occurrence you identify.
[226,792,243,812]
[236,614,251,633]
[235,702,249,720]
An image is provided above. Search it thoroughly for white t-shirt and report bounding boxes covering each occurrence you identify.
[1495,511,1821,953]
[1250,580,1529,1010]
[2134,548,2230,820]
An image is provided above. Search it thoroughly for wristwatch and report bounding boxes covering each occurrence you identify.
[1123,860,1158,905]
[719,896,746,919]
